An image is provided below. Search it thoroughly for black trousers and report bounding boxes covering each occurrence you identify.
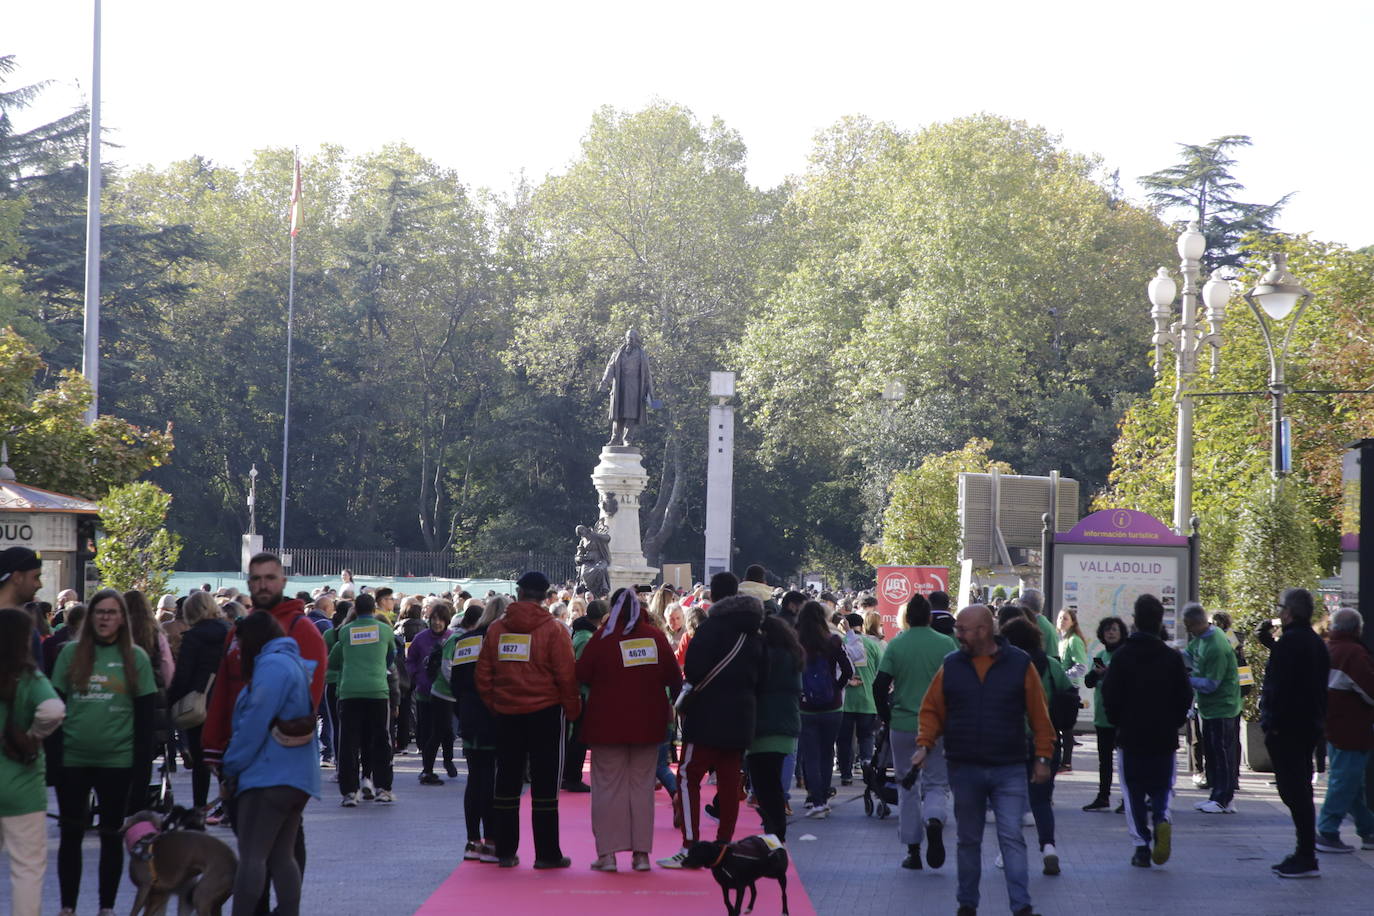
[746,751,788,841]
[56,765,133,910]
[465,747,497,844]
[396,687,415,750]
[563,716,588,786]
[1095,725,1117,799]
[420,697,456,773]
[339,697,393,794]
[493,705,565,861]
[1267,730,1319,857]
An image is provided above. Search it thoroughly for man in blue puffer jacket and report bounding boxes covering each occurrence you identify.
[223,620,320,916]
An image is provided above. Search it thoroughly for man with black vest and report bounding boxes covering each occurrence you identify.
[911,604,1053,916]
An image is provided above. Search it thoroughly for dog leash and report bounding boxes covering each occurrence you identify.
[710,845,729,868]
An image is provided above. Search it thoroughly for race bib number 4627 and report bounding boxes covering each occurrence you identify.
[498,633,532,662]
[620,638,658,667]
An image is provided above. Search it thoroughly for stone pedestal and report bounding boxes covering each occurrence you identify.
[590,446,659,593]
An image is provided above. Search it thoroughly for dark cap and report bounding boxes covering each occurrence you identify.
[0,546,41,582]
[516,571,551,593]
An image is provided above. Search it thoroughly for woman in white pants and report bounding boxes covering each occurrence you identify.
[1,606,67,916]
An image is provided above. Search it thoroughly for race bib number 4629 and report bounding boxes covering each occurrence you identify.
[452,636,482,665]
[620,638,658,667]
[498,633,531,662]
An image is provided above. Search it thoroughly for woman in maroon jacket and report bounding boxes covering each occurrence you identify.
[575,588,683,872]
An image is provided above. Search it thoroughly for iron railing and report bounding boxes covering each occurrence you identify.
[280,546,575,583]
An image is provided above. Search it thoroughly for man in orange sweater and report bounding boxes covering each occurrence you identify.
[912,604,1053,916]
[475,571,582,870]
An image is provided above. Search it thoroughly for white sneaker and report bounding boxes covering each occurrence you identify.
[995,852,1004,869]
[375,788,394,804]
[361,777,376,800]
[657,849,689,869]
[1022,811,1034,827]
[341,792,359,807]
[1193,800,1210,810]
[1196,800,1226,814]
[1191,773,1207,788]
[806,803,831,818]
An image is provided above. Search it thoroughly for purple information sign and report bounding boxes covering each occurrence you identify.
[1055,509,1188,547]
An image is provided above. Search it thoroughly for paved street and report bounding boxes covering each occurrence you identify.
[15,734,1374,915]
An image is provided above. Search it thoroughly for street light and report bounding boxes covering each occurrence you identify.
[1149,221,1233,534]
[1242,253,1312,478]
[247,464,258,535]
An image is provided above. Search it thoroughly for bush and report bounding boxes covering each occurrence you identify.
[1224,480,1320,719]
[95,482,182,596]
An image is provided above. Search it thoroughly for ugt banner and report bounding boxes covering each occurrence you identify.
[875,566,949,640]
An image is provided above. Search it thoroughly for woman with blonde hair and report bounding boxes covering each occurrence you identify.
[1055,607,1088,773]
[863,610,886,643]
[51,589,157,916]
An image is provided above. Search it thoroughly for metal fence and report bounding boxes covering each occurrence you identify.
[281,547,576,584]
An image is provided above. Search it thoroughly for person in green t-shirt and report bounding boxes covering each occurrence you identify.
[0,607,66,916]
[1055,608,1088,772]
[873,592,959,871]
[1183,601,1242,813]
[838,612,883,786]
[50,589,157,915]
[1082,616,1126,811]
[328,593,398,804]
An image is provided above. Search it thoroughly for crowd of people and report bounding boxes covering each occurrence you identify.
[2,542,1373,916]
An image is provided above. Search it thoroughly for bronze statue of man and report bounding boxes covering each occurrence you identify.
[575,524,612,597]
[599,328,654,446]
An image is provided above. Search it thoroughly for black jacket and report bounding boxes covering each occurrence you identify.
[451,625,497,748]
[1259,621,1329,738]
[1101,631,1191,754]
[681,595,767,749]
[168,618,230,707]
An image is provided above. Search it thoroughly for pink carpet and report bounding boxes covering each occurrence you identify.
[415,779,815,916]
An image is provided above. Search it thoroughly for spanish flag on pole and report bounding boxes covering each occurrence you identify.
[289,154,303,237]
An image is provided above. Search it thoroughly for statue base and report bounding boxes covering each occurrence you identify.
[590,446,658,594]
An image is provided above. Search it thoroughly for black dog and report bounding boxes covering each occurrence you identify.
[683,835,789,916]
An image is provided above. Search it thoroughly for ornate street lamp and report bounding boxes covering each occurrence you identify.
[1148,221,1233,534]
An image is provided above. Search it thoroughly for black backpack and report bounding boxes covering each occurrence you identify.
[425,642,444,684]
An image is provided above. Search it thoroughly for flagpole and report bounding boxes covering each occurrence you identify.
[81,0,102,424]
[279,150,299,553]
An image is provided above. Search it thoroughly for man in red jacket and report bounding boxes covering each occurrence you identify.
[202,552,328,913]
[1315,608,1374,853]
[476,571,581,870]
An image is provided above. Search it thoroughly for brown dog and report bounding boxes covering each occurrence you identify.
[122,807,238,915]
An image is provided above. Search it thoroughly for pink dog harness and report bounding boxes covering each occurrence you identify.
[124,820,159,856]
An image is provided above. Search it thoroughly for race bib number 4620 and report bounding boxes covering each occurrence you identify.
[498,633,531,662]
[620,638,658,667]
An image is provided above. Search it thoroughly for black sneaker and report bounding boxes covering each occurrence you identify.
[533,856,572,869]
[926,819,946,869]
[445,760,458,778]
[1114,802,1125,814]
[561,781,591,793]
[1082,796,1109,812]
[956,908,976,916]
[1272,854,1319,878]
[840,778,853,786]
[498,855,519,868]
[419,772,444,786]
[704,802,720,822]
[1011,907,1041,916]
[901,843,923,870]
[1130,846,1152,868]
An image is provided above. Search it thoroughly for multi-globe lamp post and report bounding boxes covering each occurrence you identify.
[1149,222,1316,534]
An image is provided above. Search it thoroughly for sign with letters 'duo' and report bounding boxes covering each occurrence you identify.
[875,566,949,640]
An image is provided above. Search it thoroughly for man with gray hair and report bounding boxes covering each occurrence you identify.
[1182,601,1242,813]
[1018,588,1060,663]
[1314,607,1374,853]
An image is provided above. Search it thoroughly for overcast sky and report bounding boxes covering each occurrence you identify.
[10,0,1372,248]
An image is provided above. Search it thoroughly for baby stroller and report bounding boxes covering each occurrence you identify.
[861,722,900,818]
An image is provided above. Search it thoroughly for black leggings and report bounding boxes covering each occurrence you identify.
[464,747,497,845]
[56,765,133,910]
[186,724,213,808]
[231,786,309,916]
[1095,726,1117,799]
[746,751,788,841]
[421,699,456,773]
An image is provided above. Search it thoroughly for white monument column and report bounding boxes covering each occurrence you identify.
[703,371,736,579]
[590,447,659,593]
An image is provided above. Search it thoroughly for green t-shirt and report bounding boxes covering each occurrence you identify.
[1059,633,1086,684]
[842,635,882,714]
[52,641,156,768]
[1091,647,1116,728]
[1035,614,1060,662]
[328,615,397,700]
[877,626,958,732]
[1188,626,1243,719]
[0,670,59,816]
[323,627,340,685]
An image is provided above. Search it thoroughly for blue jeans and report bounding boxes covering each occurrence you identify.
[1118,748,1174,848]
[1318,745,1374,838]
[948,761,1031,913]
[799,711,843,806]
[1201,715,1240,806]
[656,741,678,795]
[1026,743,1059,849]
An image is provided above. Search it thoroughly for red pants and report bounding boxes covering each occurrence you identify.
[678,743,743,844]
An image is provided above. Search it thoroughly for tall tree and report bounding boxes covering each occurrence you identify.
[1138,135,1291,270]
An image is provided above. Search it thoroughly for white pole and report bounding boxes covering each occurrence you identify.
[81,0,102,424]
[279,162,297,554]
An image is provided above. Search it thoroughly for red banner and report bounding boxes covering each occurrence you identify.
[875,566,950,640]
